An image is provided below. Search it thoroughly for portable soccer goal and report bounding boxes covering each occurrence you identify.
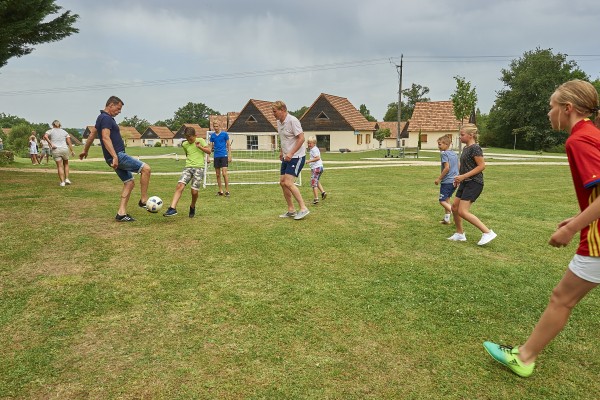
[203,132,302,187]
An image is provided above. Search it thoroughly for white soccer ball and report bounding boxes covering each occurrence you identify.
[146,196,163,213]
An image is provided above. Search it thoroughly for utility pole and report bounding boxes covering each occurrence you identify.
[395,54,403,148]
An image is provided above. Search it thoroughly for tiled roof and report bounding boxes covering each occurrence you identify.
[179,123,209,139]
[119,126,141,140]
[250,99,277,129]
[144,126,174,139]
[209,115,227,131]
[409,101,461,132]
[375,121,408,138]
[227,112,239,127]
[319,93,375,131]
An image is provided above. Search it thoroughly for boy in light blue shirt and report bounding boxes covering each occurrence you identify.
[434,134,459,224]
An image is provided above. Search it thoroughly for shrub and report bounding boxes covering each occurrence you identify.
[0,150,14,165]
[154,142,162,147]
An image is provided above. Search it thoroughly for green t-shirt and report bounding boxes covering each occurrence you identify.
[182,138,208,168]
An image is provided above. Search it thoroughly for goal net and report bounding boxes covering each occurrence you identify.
[203,132,302,186]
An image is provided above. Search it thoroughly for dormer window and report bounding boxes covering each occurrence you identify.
[316,111,329,121]
[246,115,258,123]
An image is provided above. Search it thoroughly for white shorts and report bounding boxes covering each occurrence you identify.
[569,254,600,283]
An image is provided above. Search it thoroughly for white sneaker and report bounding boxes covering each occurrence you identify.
[65,179,72,185]
[59,182,66,187]
[447,233,467,241]
[478,230,497,246]
[293,209,310,220]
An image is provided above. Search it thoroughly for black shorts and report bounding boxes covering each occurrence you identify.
[213,156,228,169]
[456,180,483,202]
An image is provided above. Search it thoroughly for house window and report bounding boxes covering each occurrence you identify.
[246,115,257,123]
[402,139,406,146]
[420,134,428,143]
[247,135,258,150]
[357,135,363,145]
[316,111,329,121]
[366,134,371,144]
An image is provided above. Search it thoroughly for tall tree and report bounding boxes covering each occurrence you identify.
[486,48,587,150]
[383,83,430,122]
[374,128,390,148]
[0,0,79,68]
[290,106,308,119]
[450,76,477,125]
[171,102,219,131]
[121,115,150,135]
[359,104,377,122]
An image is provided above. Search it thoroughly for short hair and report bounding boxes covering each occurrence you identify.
[184,127,196,137]
[307,136,317,144]
[52,120,61,128]
[438,134,452,145]
[460,123,479,141]
[272,100,287,111]
[106,96,124,107]
[553,79,600,127]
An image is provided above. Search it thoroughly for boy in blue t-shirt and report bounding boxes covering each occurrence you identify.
[434,134,459,224]
[209,121,231,197]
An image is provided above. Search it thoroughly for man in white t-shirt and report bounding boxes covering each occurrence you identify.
[272,100,310,220]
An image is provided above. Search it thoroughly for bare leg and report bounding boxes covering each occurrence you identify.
[63,159,70,181]
[518,269,598,364]
[451,197,463,233]
[55,158,65,182]
[222,167,230,192]
[215,168,223,193]
[281,174,307,212]
[190,189,198,208]
[440,199,452,214]
[312,186,319,200]
[457,199,490,233]
[139,164,151,203]
[169,182,186,209]
[118,180,135,215]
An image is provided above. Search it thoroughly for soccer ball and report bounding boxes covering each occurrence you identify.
[146,196,163,213]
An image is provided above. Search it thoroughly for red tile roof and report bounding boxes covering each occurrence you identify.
[251,99,278,129]
[375,121,408,138]
[143,126,174,139]
[409,101,461,132]
[119,126,141,140]
[318,93,375,131]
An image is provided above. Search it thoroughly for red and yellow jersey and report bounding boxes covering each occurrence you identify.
[565,119,600,256]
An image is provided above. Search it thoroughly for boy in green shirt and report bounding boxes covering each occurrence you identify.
[163,127,211,217]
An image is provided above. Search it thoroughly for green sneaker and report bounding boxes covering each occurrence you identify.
[483,341,535,378]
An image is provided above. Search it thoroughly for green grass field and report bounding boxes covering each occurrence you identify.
[2,149,599,399]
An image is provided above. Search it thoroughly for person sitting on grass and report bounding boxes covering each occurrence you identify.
[484,79,600,378]
[163,126,211,218]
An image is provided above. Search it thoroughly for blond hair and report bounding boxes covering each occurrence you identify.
[272,100,287,111]
[307,136,317,144]
[52,120,61,128]
[460,123,479,141]
[553,79,600,128]
[438,134,452,146]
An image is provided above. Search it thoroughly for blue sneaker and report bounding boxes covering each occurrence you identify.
[163,207,177,217]
[483,341,535,377]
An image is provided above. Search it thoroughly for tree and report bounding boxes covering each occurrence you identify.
[383,83,430,122]
[0,0,79,68]
[5,123,33,156]
[64,127,81,141]
[451,76,477,125]
[374,128,390,148]
[486,48,587,150]
[122,115,150,135]
[290,106,308,119]
[170,102,219,131]
[359,104,377,122]
[0,113,28,128]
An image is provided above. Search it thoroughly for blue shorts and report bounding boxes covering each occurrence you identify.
[280,156,305,177]
[106,151,146,183]
[438,183,455,202]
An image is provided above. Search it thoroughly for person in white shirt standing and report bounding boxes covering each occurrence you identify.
[44,120,75,186]
[39,132,52,164]
[272,100,310,220]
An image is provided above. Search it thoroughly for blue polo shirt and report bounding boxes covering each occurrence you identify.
[210,131,230,158]
[95,110,125,161]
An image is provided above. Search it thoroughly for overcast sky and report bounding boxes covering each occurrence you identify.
[1,0,599,129]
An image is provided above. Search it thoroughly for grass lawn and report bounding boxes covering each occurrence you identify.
[1,152,598,399]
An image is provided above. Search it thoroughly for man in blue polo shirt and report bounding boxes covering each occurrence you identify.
[79,96,152,222]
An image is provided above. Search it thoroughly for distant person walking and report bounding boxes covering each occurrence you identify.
[29,132,39,164]
[39,132,52,164]
[484,79,600,378]
[79,96,151,222]
[44,120,75,186]
[272,100,310,220]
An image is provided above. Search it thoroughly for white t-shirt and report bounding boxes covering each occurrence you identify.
[309,146,323,169]
[47,128,70,150]
[277,113,306,158]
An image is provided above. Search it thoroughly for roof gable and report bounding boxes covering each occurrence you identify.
[119,126,141,140]
[141,126,174,139]
[228,99,277,132]
[409,101,461,132]
[300,93,375,132]
[174,124,208,139]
